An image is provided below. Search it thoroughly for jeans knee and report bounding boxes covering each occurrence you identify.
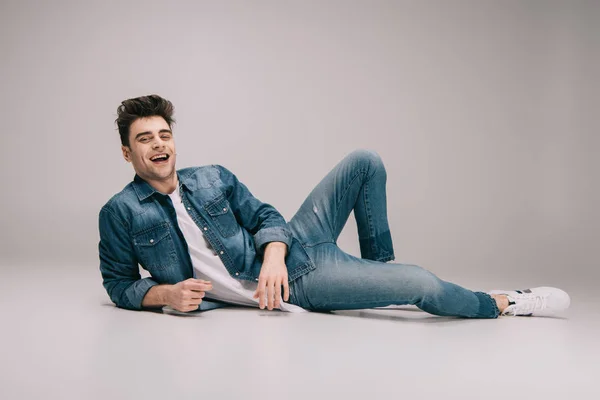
[349,148,386,179]
[408,264,444,296]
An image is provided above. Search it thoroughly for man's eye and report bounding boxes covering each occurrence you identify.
[161,135,170,139]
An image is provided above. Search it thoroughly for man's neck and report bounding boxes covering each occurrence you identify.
[148,175,179,195]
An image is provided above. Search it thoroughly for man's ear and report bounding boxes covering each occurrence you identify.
[121,145,131,162]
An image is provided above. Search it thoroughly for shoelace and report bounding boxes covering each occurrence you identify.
[502,293,549,316]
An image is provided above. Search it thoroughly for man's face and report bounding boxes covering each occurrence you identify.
[122,116,177,183]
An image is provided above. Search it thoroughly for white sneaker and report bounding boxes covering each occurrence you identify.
[488,287,571,317]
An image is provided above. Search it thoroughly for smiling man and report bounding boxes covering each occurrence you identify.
[98,94,571,318]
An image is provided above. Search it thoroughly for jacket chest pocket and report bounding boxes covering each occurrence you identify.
[204,194,240,237]
[133,223,179,271]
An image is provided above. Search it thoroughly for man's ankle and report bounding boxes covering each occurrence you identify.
[491,294,509,313]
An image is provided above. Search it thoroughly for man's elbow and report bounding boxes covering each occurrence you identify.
[103,280,140,311]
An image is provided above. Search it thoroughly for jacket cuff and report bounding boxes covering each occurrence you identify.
[125,277,159,310]
[254,226,293,256]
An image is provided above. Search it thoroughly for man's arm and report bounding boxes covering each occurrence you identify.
[214,164,293,256]
[213,165,293,310]
[141,284,172,308]
[98,206,160,310]
[263,241,287,261]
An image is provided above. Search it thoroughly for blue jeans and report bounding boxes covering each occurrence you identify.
[287,149,500,318]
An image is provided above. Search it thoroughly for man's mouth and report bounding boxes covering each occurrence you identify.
[150,154,170,164]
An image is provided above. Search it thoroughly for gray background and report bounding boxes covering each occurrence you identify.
[2,1,599,399]
[1,0,598,289]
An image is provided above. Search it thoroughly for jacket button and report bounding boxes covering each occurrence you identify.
[255,278,259,281]
[203,227,208,231]
[223,208,227,212]
[187,207,191,210]
[149,239,154,243]
[235,272,239,276]
[219,251,224,254]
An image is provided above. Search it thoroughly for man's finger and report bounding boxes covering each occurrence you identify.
[187,278,212,286]
[185,301,201,311]
[275,278,282,309]
[283,279,290,302]
[257,276,266,309]
[264,279,271,310]
[188,282,213,291]
[267,278,275,310]
[192,278,211,283]
[188,299,202,308]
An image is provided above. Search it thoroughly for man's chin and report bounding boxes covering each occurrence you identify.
[142,167,176,181]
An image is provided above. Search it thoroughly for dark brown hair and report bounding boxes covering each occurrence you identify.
[115,94,176,147]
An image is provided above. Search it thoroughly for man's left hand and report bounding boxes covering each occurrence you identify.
[253,259,289,310]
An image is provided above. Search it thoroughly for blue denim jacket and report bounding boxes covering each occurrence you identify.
[98,164,316,311]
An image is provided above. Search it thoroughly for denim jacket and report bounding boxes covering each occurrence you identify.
[98,164,316,311]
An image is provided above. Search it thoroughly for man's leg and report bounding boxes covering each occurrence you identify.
[288,149,394,262]
[286,149,569,318]
[288,243,500,318]
[287,149,499,318]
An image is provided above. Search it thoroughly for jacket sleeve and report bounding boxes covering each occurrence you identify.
[98,206,159,310]
[214,164,293,256]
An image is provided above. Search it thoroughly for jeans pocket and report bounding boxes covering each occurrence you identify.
[287,278,305,308]
[287,280,296,305]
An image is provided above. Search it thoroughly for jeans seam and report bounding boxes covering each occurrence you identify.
[301,241,335,248]
[334,168,370,242]
[362,171,375,255]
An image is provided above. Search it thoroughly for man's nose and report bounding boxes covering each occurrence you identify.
[151,137,165,149]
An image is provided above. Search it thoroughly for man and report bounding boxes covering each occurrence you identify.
[99,94,571,318]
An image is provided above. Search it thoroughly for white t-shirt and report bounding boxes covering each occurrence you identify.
[167,187,306,313]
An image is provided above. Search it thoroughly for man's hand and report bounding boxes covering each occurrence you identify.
[253,242,289,310]
[253,258,289,310]
[166,278,213,312]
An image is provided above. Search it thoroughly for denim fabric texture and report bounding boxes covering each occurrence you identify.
[99,149,499,318]
[98,164,315,310]
[285,149,499,318]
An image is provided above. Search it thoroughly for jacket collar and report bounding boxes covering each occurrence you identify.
[132,169,196,202]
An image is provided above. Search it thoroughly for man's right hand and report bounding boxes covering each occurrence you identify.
[166,278,213,312]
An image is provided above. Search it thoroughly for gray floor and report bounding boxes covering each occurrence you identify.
[1,264,598,400]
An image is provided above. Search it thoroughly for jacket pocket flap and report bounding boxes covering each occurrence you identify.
[133,223,171,247]
[204,194,229,216]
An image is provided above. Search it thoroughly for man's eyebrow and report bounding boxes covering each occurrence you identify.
[134,129,172,140]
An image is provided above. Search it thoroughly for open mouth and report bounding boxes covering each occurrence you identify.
[150,154,170,164]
